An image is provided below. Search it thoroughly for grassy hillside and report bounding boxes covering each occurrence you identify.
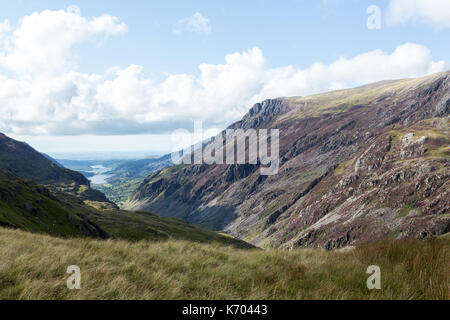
[0,132,118,208]
[0,133,89,186]
[280,71,448,122]
[96,178,143,207]
[0,227,447,299]
[0,170,251,248]
[0,170,104,238]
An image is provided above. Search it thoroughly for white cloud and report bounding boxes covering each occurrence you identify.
[0,9,446,137]
[387,0,450,28]
[0,8,127,76]
[173,12,211,35]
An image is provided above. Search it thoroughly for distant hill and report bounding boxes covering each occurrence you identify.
[111,154,173,180]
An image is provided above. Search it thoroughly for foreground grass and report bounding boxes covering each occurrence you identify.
[0,227,448,300]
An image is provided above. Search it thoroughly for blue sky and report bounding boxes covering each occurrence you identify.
[2,0,448,75]
[0,0,449,156]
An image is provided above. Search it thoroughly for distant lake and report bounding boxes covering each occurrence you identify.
[88,165,114,185]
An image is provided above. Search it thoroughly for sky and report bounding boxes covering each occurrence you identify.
[0,0,449,158]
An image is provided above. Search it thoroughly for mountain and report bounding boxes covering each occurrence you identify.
[125,71,450,249]
[0,133,89,185]
[110,154,173,179]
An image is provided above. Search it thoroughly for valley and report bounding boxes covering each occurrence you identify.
[123,71,450,249]
[57,154,173,207]
[0,72,448,300]
[88,165,114,184]
[0,133,249,247]
[10,71,447,251]
[1,1,449,304]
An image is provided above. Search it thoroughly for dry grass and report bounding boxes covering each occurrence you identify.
[0,227,448,300]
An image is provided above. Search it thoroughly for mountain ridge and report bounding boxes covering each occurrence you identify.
[0,133,89,186]
[125,71,450,248]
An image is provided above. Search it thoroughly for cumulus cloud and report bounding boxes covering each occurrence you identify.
[0,7,127,76]
[387,0,450,28]
[0,9,446,137]
[173,12,211,35]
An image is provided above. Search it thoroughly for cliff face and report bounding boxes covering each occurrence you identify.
[126,71,450,248]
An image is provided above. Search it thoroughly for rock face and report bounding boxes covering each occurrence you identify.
[126,71,450,248]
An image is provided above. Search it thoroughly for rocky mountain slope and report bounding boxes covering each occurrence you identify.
[126,71,450,249]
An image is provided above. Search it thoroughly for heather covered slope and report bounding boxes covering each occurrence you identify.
[271,117,449,249]
[126,71,450,248]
